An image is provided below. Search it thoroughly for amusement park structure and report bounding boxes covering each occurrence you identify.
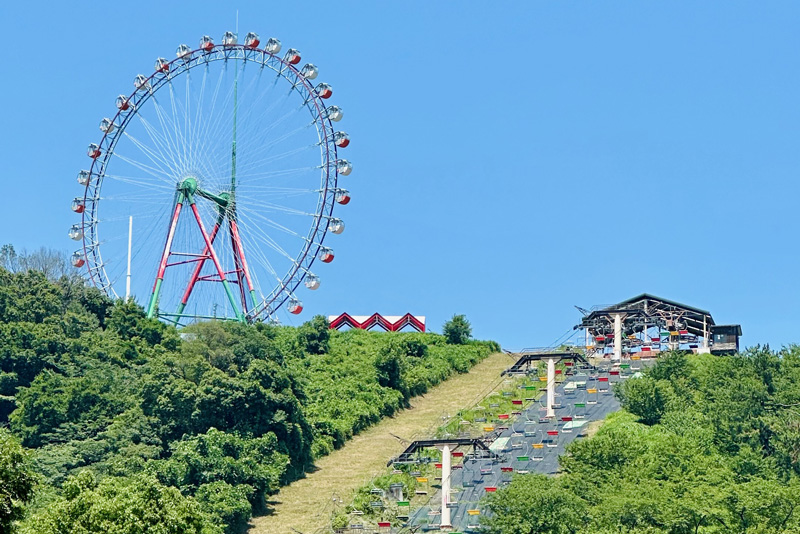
[575,293,741,359]
[70,31,352,325]
[328,313,426,332]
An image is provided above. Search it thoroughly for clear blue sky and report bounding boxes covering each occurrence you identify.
[1,1,799,350]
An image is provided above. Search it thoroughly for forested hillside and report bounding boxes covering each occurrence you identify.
[0,267,498,533]
[483,350,800,534]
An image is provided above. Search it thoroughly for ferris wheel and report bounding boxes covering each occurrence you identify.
[69,31,352,324]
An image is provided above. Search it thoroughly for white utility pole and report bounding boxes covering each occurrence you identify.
[613,313,623,361]
[440,444,452,529]
[546,357,556,418]
[126,216,133,300]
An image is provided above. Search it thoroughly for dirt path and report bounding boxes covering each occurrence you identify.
[249,352,513,534]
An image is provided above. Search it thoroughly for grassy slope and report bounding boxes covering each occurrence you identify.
[250,351,513,534]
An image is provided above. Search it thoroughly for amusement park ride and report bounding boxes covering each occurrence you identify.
[70,31,352,325]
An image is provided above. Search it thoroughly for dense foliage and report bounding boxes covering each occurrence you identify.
[0,430,35,534]
[0,266,498,533]
[484,349,800,534]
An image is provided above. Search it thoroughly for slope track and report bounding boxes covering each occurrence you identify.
[249,351,513,534]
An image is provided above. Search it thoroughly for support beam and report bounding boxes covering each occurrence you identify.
[440,444,451,529]
[699,315,711,354]
[613,313,622,361]
[546,357,556,418]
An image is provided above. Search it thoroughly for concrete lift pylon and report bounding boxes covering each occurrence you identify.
[502,350,591,419]
[388,438,503,531]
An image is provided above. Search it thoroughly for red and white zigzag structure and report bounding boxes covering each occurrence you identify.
[327,313,426,332]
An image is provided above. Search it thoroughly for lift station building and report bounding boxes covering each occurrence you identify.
[575,293,741,360]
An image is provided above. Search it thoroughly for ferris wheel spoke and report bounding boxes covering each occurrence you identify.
[235,166,318,182]
[126,120,183,178]
[237,204,310,241]
[240,197,318,218]
[103,174,176,192]
[166,82,191,169]
[235,145,317,177]
[192,65,236,176]
[112,150,176,185]
[150,97,191,175]
[236,208,304,261]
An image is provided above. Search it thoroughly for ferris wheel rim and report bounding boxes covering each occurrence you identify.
[77,41,343,321]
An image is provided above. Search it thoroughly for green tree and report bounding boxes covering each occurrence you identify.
[22,471,220,534]
[442,314,471,345]
[615,375,673,425]
[0,429,36,534]
[483,475,585,534]
[297,315,331,355]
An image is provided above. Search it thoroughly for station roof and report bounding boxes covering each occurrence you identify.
[577,293,715,337]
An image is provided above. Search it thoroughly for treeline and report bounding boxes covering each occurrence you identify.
[0,267,498,533]
[483,349,800,534]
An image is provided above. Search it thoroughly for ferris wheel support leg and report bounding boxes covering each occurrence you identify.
[227,220,250,316]
[175,213,225,319]
[146,195,185,319]
[188,201,245,323]
[229,219,258,311]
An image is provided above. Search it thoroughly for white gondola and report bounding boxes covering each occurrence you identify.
[335,189,350,205]
[328,218,345,235]
[115,95,130,111]
[304,274,320,290]
[99,118,115,134]
[334,131,350,148]
[288,298,303,315]
[77,170,90,186]
[134,74,150,91]
[200,35,214,52]
[71,251,85,268]
[323,105,343,122]
[300,63,318,79]
[328,219,344,235]
[265,37,282,54]
[87,144,101,159]
[222,31,237,46]
[71,198,85,213]
[154,57,169,73]
[284,48,301,65]
[336,159,352,176]
[176,44,192,60]
[319,247,334,263]
[244,32,260,48]
[315,83,332,99]
[68,225,83,241]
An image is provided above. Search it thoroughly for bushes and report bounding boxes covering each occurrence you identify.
[485,348,800,534]
[0,429,36,534]
[21,471,221,534]
[0,266,499,533]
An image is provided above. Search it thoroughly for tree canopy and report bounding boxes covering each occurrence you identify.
[483,348,800,534]
[0,265,498,533]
